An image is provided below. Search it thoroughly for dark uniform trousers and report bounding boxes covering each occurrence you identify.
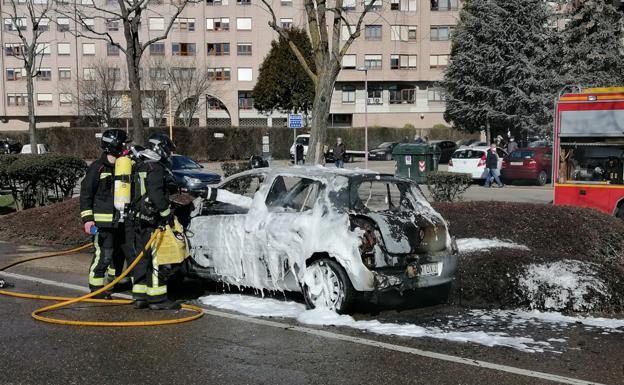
[132,220,168,303]
[89,226,126,291]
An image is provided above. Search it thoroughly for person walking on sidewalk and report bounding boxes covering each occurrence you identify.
[333,138,347,168]
[484,143,504,188]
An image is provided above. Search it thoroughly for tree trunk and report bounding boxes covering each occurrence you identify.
[126,58,144,143]
[306,72,336,164]
[25,69,38,154]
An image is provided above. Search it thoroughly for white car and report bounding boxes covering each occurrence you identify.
[289,134,309,161]
[447,146,508,179]
[20,144,48,154]
[186,167,458,313]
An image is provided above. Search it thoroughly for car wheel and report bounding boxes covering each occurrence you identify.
[536,171,548,186]
[385,153,392,161]
[303,258,354,314]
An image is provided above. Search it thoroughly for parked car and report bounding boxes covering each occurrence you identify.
[20,144,48,154]
[170,154,221,194]
[469,141,489,148]
[368,142,399,161]
[428,140,457,164]
[447,146,508,180]
[0,140,22,154]
[456,139,480,148]
[186,168,458,313]
[501,147,552,186]
[289,134,310,161]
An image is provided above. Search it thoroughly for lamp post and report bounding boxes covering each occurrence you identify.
[162,81,173,140]
[357,66,369,169]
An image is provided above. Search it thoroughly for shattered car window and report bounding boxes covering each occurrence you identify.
[354,181,415,212]
[221,174,265,198]
[266,176,322,212]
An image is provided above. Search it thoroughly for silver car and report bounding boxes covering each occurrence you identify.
[186,167,458,313]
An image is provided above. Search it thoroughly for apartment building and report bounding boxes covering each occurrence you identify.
[0,0,459,131]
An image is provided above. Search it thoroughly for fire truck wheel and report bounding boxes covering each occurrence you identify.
[536,171,548,186]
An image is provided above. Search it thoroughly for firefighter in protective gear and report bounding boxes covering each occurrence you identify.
[131,133,181,310]
[80,129,129,298]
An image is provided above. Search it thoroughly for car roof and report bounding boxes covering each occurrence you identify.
[455,146,491,151]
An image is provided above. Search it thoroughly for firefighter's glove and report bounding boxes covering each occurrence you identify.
[200,187,219,202]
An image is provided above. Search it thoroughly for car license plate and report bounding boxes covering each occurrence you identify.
[511,162,523,166]
[406,262,441,278]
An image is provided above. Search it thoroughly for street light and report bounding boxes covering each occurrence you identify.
[162,81,173,141]
[357,66,368,169]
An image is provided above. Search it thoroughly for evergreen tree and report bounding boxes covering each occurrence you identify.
[442,0,558,140]
[560,0,624,87]
[253,29,315,115]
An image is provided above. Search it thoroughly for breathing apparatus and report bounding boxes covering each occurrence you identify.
[113,155,133,222]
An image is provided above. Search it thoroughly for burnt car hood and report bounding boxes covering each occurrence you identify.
[366,211,447,254]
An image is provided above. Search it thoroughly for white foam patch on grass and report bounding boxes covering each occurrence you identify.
[201,294,551,353]
[456,238,529,253]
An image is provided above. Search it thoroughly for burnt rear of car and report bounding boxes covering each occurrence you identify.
[348,176,458,292]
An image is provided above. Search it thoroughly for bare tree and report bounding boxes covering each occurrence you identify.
[167,62,212,127]
[141,58,168,127]
[260,0,380,163]
[64,62,125,127]
[62,0,195,144]
[2,0,54,154]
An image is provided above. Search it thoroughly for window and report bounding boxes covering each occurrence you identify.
[172,43,196,56]
[82,18,94,31]
[4,18,27,31]
[355,180,418,212]
[391,0,417,11]
[220,173,264,201]
[427,87,445,102]
[238,91,253,109]
[430,25,454,41]
[149,17,164,31]
[343,0,355,10]
[107,43,119,56]
[38,18,50,32]
[36,43,50,55]
[207,42,230,56]
[37,93,52,106]
[280,18,293,29]
[363,0,382,10]
[207,96,226,110]
[206,0,224,5]
[237,67,252,81]
[207,17,229,31]
[342,85,355,104]
[364,54,382,70]
[237,42,252,56]
[106,20,119,31]
[82,43,95,56]
[4,43,24,56]
[431,0,458,11]
[108,68,121,80]
[367,86,383,104]
[59,93,72,106]
[280,0,292,6]
[7,93,28,106]
[265,176,322,212]
[237,0,250,4]
[37,68,52,80]
[207,67,231,80]
[83,68,96,80]
[389,85,415,104]
[173,18,195,31]
[149,42,165,56]
[342,54,356,69]
[57,17,70,32]
[429,54,449,68]
[149,67,166,80]
[390,54,417,69]
[171,67,195,80]
[58,67,71,80]
[365,25,382,40]
[236,17,251,30]
[58,42,71,55]
[6,68,25,81]
[390,25,417,41]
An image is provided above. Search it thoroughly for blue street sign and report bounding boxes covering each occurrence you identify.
[288,114,303,129]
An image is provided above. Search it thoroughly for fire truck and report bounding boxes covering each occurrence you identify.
[554,87,624,218]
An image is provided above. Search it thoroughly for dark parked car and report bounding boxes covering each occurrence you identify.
[0,139,22,154]
[368,142,399,161]
[170,155,221,194]
[429,140,457,164]
[501,147,552,186]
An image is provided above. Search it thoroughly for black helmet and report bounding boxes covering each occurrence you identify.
[101,129,128,156]
[147,133,175,159]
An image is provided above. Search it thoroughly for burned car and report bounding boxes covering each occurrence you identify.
[186,167,458,313]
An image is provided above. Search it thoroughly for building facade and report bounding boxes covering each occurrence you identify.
[0,0,459,131]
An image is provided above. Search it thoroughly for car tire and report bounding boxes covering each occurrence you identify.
[536,171,548,186]
[385,153,392,161]
[302,258,354,314]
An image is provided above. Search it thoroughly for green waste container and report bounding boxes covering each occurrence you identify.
[393,144,441,183]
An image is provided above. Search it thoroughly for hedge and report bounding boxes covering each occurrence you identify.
[2,126,478,162]
[425,171,473,202]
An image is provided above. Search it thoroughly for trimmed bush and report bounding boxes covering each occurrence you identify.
[425,172,472,202]
[0,154,19,190]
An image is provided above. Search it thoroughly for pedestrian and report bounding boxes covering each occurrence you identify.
[507,137,518,154]
[295,142,305,165]
[333,137,346,168]
[131,133,180,310]
[79,129,129,298]
[484,143,504,188]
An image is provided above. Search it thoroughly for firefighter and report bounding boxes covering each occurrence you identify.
[80,129,129,298]
[131,133,180,310]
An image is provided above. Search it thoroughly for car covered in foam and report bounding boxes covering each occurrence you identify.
[186,166,458,313]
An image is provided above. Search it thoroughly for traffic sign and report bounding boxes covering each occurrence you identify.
[288,114,303,129]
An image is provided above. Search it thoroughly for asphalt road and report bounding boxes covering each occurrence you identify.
[1,242,621,385]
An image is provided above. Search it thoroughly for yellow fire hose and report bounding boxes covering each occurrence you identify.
[0,229,203,327]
